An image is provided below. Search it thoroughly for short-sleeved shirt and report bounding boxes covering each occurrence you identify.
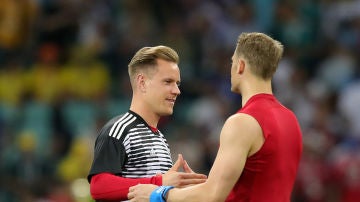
[88,110,173,182]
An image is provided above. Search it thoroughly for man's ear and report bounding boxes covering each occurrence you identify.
[237,59,245,74]
[136,74,146,92]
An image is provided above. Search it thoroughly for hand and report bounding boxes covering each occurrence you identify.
[171,154,192,172]
[128,184,158,202]
[162,154,207,188]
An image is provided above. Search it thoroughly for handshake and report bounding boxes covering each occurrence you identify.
[162,154,207,188]
[128,154,207,202]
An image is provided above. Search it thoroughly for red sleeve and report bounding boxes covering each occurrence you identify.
[90,173,162,201]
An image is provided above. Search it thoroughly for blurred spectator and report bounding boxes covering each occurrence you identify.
[0,59,27,107]
[315,44,356,93]
[0,0,38,64]
[62,45,110,101]
[26,42,64,104]
[36,0,80,49]
[338,79,360,138]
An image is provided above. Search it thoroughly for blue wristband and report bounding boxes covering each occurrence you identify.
[150,186,174,202]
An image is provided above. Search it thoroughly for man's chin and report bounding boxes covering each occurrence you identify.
[159,109,173,116]
[231,87,240,94]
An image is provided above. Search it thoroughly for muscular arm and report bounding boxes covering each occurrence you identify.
[167,113,263,201]
[128,113,264,202]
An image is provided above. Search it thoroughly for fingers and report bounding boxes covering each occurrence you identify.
[178,154,184,161]
[183,160,194,173]
[128,184,158,201]
[169,154,184,171]
[127,184,145,200]
[174,173,207,187]
[128,186,136,199]
[127,191,133,199]
[128,184,141,199]
[176,178,207,188]
[180,172,207,179]
[129,185,136,192]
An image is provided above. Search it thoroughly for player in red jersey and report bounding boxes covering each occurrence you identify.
[128,32,303,202]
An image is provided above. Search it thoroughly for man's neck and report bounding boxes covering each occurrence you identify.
[241,80,273,107]
[130,102,159,128]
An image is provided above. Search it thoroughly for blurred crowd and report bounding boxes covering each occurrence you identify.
[0,0,360,201]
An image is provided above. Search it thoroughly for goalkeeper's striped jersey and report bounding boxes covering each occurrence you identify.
[88,110,173,182]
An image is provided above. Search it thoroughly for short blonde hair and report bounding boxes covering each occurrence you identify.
[128,45,179,83]
[235,32,283,80]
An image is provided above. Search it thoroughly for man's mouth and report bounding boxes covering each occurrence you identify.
[166,98,176,104]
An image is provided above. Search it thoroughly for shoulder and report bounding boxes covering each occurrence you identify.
[99,112,139,141]
[220,113,263,155]
[224,113,260,133]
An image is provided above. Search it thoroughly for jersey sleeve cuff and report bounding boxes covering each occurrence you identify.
[151,174,163,185]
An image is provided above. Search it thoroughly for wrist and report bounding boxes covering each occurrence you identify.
[162,186,173,200]
[150,186,174,202]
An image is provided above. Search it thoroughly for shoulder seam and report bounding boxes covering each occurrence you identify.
[109,113,137,140]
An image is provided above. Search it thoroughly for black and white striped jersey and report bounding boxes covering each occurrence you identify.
[88,110,173,181]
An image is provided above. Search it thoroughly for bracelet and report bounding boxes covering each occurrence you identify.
[150,186,174,202]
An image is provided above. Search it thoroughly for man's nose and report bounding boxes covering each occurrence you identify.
[172,84,181,95]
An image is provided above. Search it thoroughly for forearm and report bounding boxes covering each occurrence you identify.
[164,173,234,202]
[166,182,219,202]
[90,173,162,200]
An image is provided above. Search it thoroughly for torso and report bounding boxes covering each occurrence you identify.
[226,94,303,202]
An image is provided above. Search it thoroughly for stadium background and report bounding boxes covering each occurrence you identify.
[0,0,360,201]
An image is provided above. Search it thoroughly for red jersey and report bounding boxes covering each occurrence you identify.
[226,94,303,202]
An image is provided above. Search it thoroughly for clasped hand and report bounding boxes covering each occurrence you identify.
[127,154,206,201]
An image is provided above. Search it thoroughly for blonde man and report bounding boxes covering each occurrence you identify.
[88,46,206,201]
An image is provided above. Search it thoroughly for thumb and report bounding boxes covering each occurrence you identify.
[169,154,184,171]
[183,160,194,173]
